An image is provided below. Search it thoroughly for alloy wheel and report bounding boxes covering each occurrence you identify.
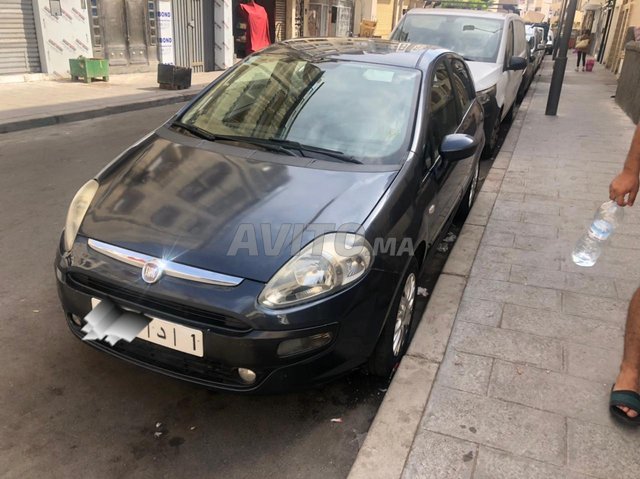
[392,273,416,357]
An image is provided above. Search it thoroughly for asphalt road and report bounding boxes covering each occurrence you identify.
[0,101,505,478]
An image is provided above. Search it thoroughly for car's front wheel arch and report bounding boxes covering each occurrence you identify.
[367,256,419,378]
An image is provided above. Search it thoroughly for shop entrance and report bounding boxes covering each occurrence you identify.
[233,0,278,59]
[88,0,158,71]
[307,0,352,37]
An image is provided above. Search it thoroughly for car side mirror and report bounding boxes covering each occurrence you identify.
[507,56,527,71]
[440,134,478,162]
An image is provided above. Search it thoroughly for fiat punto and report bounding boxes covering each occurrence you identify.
[55,38,484,392]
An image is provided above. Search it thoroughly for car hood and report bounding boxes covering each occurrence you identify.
[467,61,503,92]
[79,131,398,283]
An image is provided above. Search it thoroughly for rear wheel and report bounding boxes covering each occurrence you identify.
[368,258,418,378]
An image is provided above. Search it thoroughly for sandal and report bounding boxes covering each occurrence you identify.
[610,386,640,425]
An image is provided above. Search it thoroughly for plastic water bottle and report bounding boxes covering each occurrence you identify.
[572,200,624,267]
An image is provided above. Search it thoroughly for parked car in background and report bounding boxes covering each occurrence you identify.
[391,9,528,156]
[519,25,546,101]
[527,25,545,71]
[55,38,485,393]
[546,29,555,54]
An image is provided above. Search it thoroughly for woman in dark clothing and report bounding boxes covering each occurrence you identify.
[575,31,590,71]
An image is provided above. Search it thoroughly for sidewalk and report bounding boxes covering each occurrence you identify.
[0,70,223,133]
[350,60,639,478]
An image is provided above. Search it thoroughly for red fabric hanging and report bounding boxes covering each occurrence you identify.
[239,2,271,55]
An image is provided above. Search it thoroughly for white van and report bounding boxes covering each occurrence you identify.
[391,9,528,155]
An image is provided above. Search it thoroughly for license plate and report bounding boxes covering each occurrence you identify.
[138,317,204,357]
[91,298,204,357]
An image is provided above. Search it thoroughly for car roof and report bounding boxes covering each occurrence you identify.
[274,37,451,70]
[402,8,519,21]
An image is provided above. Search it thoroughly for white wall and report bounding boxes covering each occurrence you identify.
[214,0,234,69]
[33,0,93,77]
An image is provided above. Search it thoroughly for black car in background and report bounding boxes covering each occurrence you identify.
[55,38,484,392]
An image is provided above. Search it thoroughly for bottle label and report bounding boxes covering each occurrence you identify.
[588,219,613,241]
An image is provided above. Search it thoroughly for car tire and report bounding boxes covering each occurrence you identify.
[516,82,527,104]
[456,159,480,220]
[482,109,502,159]
[368,258,418,378]
[504,103,515,124]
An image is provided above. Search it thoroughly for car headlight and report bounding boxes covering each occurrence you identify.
[259,232,373,309]
[63,179,99,252]
[477,85,497,105]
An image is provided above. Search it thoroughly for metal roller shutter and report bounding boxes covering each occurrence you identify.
[275,0,285,41]
[0,0,41,75]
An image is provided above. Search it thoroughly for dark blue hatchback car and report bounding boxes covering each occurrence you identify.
[55,38,484,392]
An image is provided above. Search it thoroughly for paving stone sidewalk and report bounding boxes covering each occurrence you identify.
[0,70,223,133]
[351,60,640,479]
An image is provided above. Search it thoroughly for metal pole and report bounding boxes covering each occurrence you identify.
[553,0,568,59]
[546,0,578,116]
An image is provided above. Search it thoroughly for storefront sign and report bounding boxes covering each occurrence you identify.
[158,0,175,64]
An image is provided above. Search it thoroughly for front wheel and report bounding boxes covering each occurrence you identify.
[368,258,418,378]
[504,102,515,123]
[482,109,502,158]
[456,159,480,220]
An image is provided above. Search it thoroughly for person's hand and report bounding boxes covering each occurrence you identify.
[610,169,640,206]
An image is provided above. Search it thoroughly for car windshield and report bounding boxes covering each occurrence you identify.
[392,15,503,63]
[178,53,421,165]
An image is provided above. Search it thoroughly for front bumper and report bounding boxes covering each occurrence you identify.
[55,236,399,393]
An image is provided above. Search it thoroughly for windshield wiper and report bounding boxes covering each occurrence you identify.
[171,122,299,157]
[172,122,362,164]
[266,138,363,165]
[172,121,218,141]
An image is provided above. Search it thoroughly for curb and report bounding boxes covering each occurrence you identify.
[347,66,542,479]
[0,90,201,134]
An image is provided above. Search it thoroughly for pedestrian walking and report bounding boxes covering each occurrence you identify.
[609,122,640,425]
[575,31,590,71]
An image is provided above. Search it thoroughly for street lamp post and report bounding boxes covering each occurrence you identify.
[546,0,579,115]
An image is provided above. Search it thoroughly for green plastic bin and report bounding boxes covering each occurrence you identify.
[69,57,109,83]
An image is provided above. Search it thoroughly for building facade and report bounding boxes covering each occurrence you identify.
[0,0,358,81]
[0,0,93,79]
[600,0,639,73]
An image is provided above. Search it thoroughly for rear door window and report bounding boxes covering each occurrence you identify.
[449,58,475,118]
